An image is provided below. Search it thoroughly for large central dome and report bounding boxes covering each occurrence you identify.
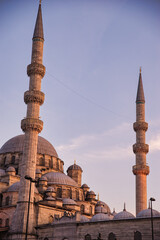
[0,134,58,157]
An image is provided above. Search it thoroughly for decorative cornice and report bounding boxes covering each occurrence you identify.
[24,90,45,105]
[133,143,149,154]
[132,164,149,175]
[21,118,43,133]
[133,122,148,132]
[27,63,45,78]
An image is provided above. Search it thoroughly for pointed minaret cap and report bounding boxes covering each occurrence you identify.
[136,67,145,103]
[33,1,44,40]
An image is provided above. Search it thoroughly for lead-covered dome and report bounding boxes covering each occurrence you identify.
[0,134,58,157]
[67,163,82,172]
[7,182,38,193]
[43,172,78,187]
[113,209,135,220]
[137,208,160,218]
[91,213,111,222]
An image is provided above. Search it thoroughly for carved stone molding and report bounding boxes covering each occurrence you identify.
[27,62,45,78]
[132,164,150,175]
[133,122,148,132]
[133,143,149,154]
[24,90,45,105]
[21,118,43,133]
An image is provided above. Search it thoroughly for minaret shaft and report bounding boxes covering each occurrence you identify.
[10,3,45,238]
[133,71,149,216]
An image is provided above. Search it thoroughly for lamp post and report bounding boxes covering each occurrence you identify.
[25,175,37,240]
[150,197,156,240]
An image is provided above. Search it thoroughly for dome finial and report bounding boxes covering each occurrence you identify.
[39,0,42,5]
[74,160,76,165]
[97,193,99,201]
[139,66,142,73]
[123,202,126,211]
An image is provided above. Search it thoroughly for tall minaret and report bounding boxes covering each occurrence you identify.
[132,68,149,216]
[10,2,45,238]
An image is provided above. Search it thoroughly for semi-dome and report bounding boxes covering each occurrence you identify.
[7,182,38,193]
[91,213,111,222]
[113,209,135,220]
[6,166,16,172]
[96,201,111,213]
[63,198,77,205]
[137,208,160,218]
[80,215,89,222]
[67,163,82,172]
[0,134,58,157]
[95,206,108,214]
[44,172,78,187]
[81,183,89,189]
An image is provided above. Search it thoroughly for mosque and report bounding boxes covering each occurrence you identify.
[0,2,160,240]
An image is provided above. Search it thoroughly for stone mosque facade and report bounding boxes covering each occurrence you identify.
[0,2,160,240]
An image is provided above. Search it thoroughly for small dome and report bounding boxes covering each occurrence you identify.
[95,206,107,214]
[7,182,38,193]
[67,163,82,172]
[91,213,110,222]
[80,215,89,222]
[0,134,58,157]
[36,169,41,174]
[137,208,160,218]
[63,198,77,205]
[82,184,89,188]
[6,166,16,172]
[44,172,78,187]
[113,209,135,220]
[88,191,96,195]
[46,187,56,192]
[39,176,48,181]
[96,201,111,213]
[0,169,5,176]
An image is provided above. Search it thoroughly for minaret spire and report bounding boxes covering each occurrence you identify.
[33,1,44,40]
[133,69,149,216]
[10,2,45,238]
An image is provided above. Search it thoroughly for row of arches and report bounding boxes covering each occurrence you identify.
[85,231,142,240]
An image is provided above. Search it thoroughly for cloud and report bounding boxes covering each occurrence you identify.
[56,122,132,163]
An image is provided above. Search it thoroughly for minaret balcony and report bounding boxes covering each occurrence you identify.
[24,90,45,105]
[27,62,45,78]
[132,164,150,175]
[133,122,148,132]
[21,118,43,133]
[133,143,149,154]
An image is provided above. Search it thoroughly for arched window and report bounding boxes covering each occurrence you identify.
[49,215,54,223]
[134,231,142,240]
[90,206,92,215]
[76,190,79,200]
[66,189,71,198]
[5,218,9,227]
[81,204,85,214]
[11,156,15,164]
[49,159,53,168]
[6,196,10,206]
[57,188,62,198]
[108,232,116,240]
[39,157,45,166]
[0,218,2,226]
[85,234,91,240]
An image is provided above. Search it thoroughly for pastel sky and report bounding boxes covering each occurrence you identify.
[0,0,160,215]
